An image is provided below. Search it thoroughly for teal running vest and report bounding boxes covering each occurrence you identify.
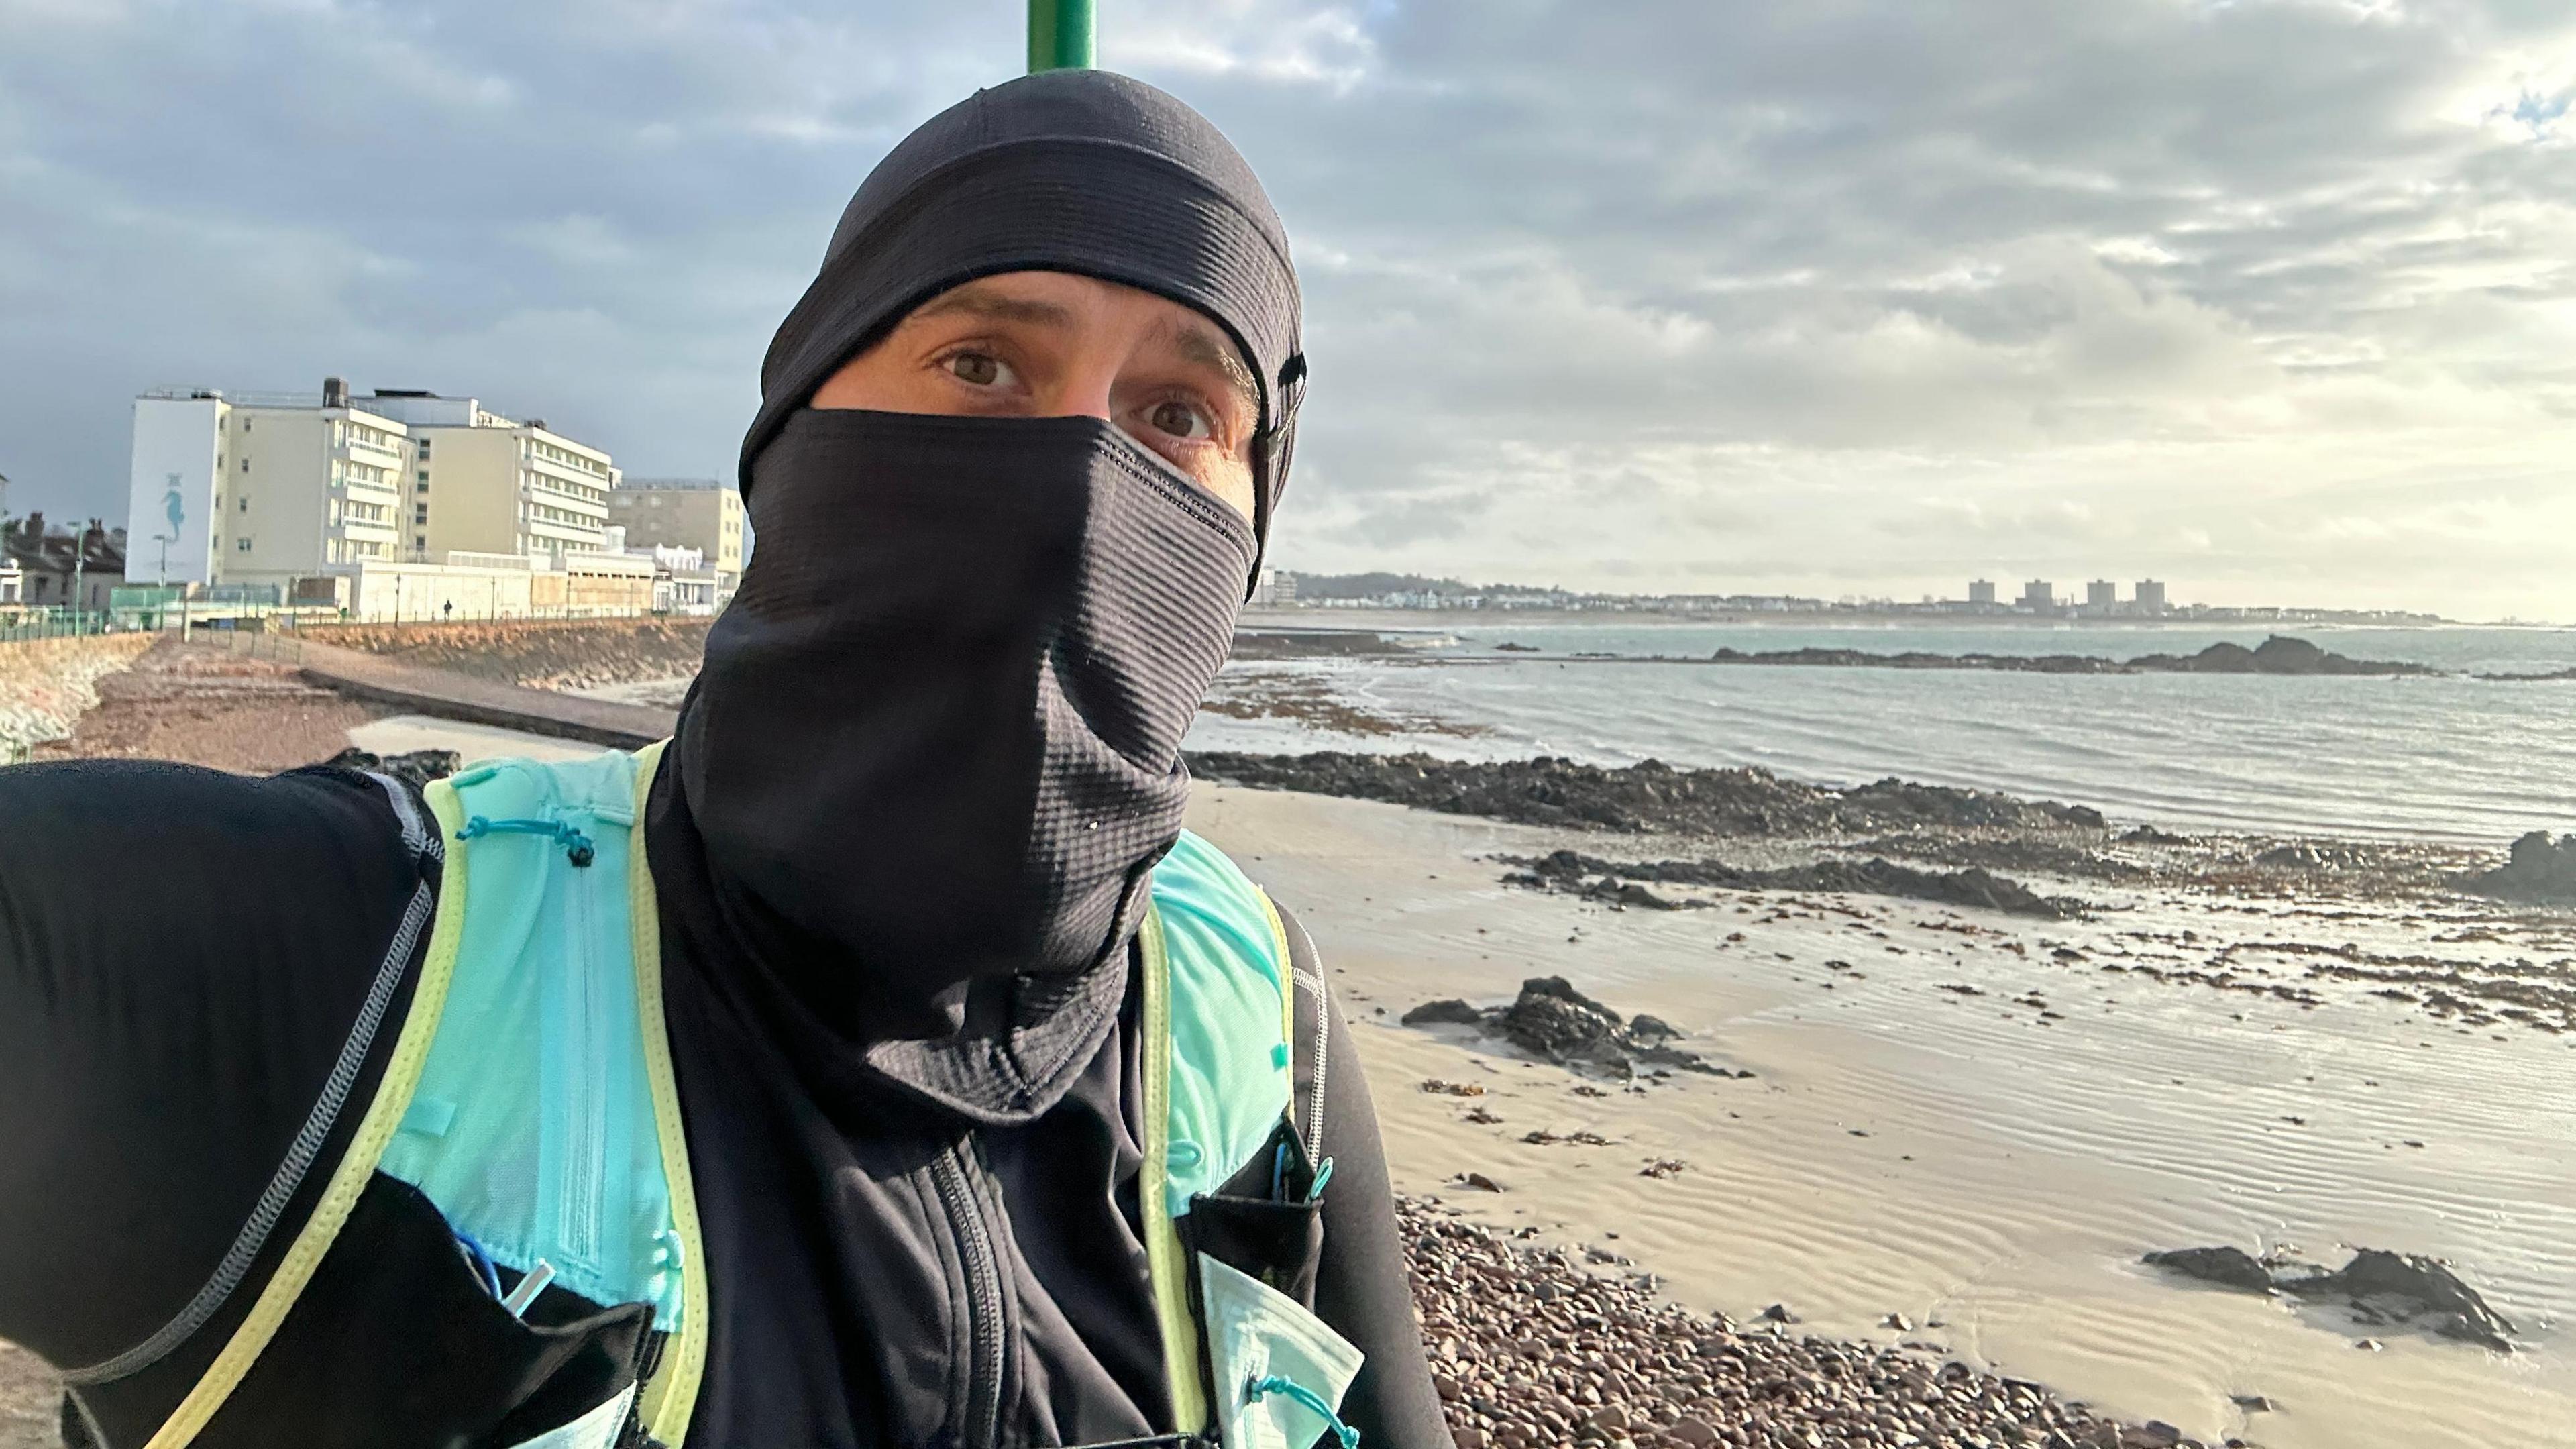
[142,745,1362,1449]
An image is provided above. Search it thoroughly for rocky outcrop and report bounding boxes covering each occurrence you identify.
[1185,751,2104,837]
[1401,977,1737,1080]
[2145,1244,2516,1350]
[1702,634,2434,678]
[1501,848,2083,920]
[2453,831,2576,904]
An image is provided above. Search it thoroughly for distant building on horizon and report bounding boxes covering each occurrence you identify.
[1967,578,1996,606]
[609,476,747,600]
[2019,579,2055,610]
[2086,579,2117,609]
[2137,578,2168,613]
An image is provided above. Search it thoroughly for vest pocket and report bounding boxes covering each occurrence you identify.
[1177,1192,1324,1310]
[181,1173,656,1449]
[1178,1116,1327,1307]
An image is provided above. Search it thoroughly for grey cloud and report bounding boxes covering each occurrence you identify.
[1,0,2570,615]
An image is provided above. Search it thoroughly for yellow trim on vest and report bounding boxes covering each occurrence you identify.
[138,780,474,1449]
[1258,888,1294,1101]
[627,741,711,1448]
[1136,907,1211,1435]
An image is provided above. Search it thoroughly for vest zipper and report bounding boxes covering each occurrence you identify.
[930,1138,1006,1449]
[557,839,606,1267]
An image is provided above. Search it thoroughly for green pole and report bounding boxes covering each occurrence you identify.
[1028,0,1095,72]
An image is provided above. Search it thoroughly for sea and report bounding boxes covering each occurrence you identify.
[1186,621,2576,845]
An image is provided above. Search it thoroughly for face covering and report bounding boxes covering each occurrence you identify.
[678,408,1254,1046]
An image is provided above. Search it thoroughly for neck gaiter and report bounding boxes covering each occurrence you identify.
[675,407,1252,1062]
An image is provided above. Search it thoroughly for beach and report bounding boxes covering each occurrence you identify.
[1183,780,2575,1448]
[1,630,2567,1448]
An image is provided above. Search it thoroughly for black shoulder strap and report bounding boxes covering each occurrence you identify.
[1276,906,1332,1163]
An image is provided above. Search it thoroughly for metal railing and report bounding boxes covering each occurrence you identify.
[0,609,114,643]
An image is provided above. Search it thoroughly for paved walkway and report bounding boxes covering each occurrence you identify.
[290,637,676,749]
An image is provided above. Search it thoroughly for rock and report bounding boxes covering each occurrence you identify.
[2141,1246,2273,1295]
[1758,1303,1798,1324]
[1455,1172,1506,1193]
[1666,1418,1718,1446]
[1405,998,1486,1026]
[1638,1159,1686,1179]
[1882,1313,1911,1331]
[318,745,460,788]
[2121,1424,2182,1449]
[1629,1014,1680,1041]
[2281,1250,2516,1351]
[2453,831,2576,904]
[2228,1395,2273,1413]
[1504,991,1621,1057]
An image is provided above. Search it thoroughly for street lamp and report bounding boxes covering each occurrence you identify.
[1028,0,1094,72]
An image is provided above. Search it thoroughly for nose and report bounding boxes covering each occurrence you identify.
[1051,358,1118,425]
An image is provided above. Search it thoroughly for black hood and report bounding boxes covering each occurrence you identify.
[741,67,1307,570]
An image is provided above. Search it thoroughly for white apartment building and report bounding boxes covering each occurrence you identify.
[357,390,615,562]
[127,378,411,590]
[607,477,746,596]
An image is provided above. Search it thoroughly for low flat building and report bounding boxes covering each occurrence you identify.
[608,477,746,598]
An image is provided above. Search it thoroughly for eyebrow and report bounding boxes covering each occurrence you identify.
[1154,315,1261,423]
[905,284,1080,329]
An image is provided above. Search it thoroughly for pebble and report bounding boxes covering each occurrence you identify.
[1403,1199,2189,1449]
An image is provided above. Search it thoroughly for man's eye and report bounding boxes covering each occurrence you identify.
[946,352,1010,387]
[1148,400,1212,441]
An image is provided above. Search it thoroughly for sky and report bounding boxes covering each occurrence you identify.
[2,1,2571,619]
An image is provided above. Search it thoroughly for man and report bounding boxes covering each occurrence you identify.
[0,70,1454,1449]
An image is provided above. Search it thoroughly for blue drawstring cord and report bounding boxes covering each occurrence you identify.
[455,815,596,867]
[1246,1375,1359,1449]
[453,1230,502,1301]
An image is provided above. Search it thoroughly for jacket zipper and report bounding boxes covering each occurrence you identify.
[930,1138,1006,1449]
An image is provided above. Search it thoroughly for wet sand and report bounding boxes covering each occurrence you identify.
[1185,784,2576,1448]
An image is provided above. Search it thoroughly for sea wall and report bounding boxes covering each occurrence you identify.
[0,633,156,761]
[296,617,713,692]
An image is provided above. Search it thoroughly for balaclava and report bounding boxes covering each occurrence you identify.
[669,70,1303,1120]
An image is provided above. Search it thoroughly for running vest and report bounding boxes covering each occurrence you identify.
[101,744,1362,1449]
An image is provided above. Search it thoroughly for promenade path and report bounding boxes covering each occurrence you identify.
[290,637,675,748]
